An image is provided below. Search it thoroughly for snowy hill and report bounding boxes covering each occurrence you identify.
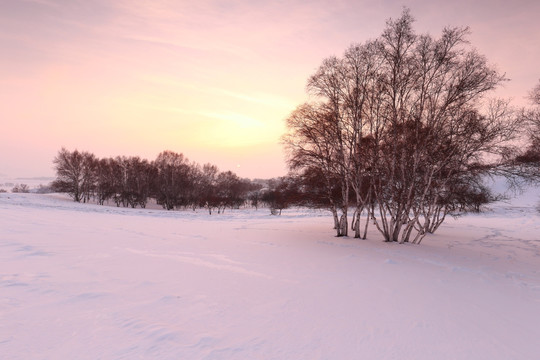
[0,190,539,359]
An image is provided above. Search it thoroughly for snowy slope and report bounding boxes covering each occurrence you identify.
[1,191,539,359]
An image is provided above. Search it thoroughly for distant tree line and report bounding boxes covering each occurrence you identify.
[510,80,540,178]
[282,10,539,244]
[52,149,267,213]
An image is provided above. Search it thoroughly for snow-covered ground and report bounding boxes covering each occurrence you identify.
[1,189,539,359]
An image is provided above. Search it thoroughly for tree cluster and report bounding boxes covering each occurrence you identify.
[52,149,263,213]
[503,79,540,204]
[283,10,520,243]
[11,184,30,193]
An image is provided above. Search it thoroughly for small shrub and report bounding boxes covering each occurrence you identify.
[12,184,30,193]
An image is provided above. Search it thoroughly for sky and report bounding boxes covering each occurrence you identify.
[1,0,539,179]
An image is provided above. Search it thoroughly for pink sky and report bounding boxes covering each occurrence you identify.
[1,0,539,179]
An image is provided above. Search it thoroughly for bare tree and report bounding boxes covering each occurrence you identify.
[283,9,518,244]
[113,156,155,208]
[261,176,300,215]
[522,80,540,159]
[198,163,220,214]
[52,148,96,202]
[215,171,251,212]
[95,157,119,205]
[153,151,192,210]
[283,103,349,235]
[507,80,540,188]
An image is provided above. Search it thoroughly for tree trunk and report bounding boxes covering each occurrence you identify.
[338,206,348,237]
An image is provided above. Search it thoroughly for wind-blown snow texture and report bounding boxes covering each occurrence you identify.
[1,190,539,359]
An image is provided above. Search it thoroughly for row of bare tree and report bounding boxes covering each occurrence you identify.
[52,149,264,213]
[283,10,539,243]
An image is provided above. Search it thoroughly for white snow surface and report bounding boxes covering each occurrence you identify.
[1,191,539,359]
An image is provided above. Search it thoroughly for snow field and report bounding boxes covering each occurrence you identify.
[1,192,539,359]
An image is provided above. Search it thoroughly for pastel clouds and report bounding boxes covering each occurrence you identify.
[1,0,538,178]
